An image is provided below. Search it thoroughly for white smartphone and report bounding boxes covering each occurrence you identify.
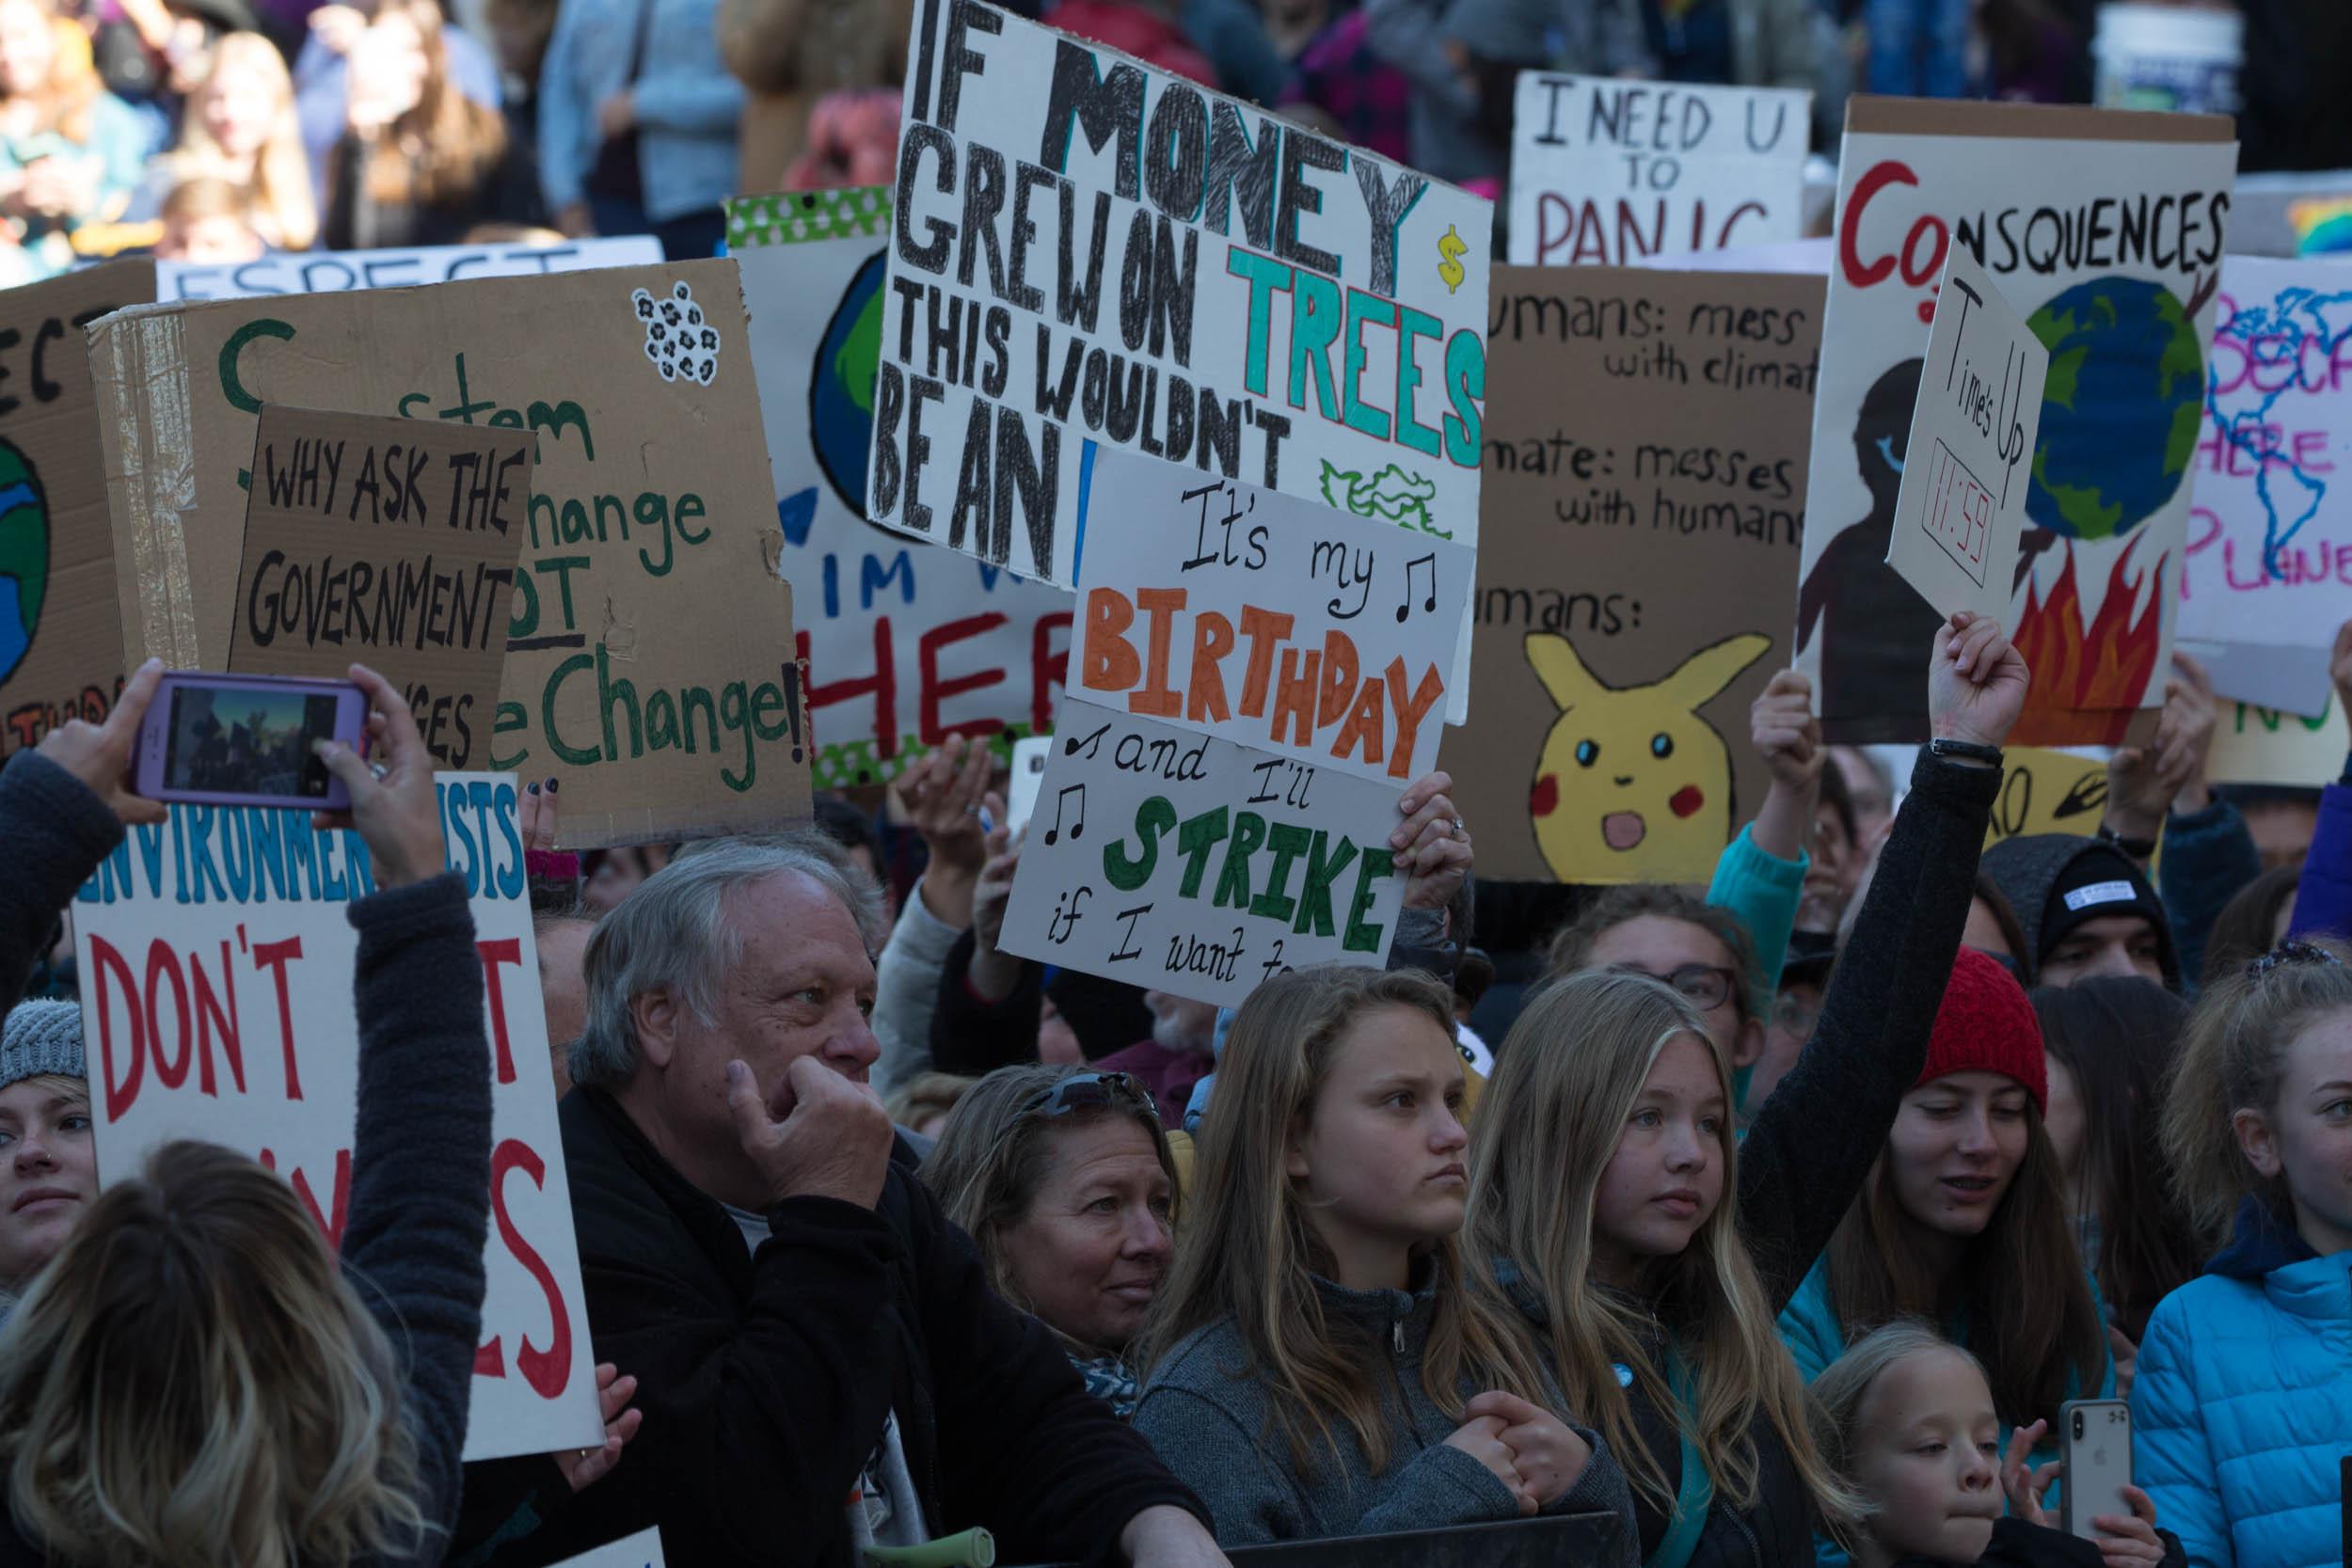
[2059,1399,2133,1540]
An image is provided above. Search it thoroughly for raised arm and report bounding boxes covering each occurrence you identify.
[1738,616,2025,1309]
[9,662,167,1007]
[317,663,493,1565]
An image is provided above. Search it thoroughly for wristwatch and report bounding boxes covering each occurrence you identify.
[2095,822,2159,860]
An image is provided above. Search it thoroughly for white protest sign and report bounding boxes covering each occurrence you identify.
[1886,248,2047,620]
[870,0,1491,720]
[153,236,664,300]
[1071,447,1470,784]
[2181,255,2352,717]
[551,1528,666,1568]
[999,696,1408,1006]
[1795,101,2237,746]
[1507,74,1809,268]
[72,775,602,1462]
[730,187,1074,789]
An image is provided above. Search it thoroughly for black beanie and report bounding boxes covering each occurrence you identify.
[2039,846,2169,968]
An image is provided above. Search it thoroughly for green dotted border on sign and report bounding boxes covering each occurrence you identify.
[727,186,894,250]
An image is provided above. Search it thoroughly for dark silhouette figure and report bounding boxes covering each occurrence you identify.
[1797,357,1942,740]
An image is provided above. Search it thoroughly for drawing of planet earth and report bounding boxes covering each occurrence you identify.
[2025,276,2204,542]
[0,439,47,686]
[809,246,888,517]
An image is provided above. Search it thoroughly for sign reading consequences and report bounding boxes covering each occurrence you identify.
[1886,248,2046,622]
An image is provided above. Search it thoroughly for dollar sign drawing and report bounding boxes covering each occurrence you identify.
[1436,224,1467,295]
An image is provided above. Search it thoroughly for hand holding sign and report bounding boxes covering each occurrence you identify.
[1886,248,2048,624]
[1929,612,2030,753]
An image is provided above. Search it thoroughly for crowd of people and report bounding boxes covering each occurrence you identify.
[6,0,2347,280]
[0,606,2344,1568]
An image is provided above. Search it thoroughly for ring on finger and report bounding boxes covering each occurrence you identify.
[1450,816,1466,839]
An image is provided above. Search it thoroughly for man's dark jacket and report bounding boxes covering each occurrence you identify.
[514,1084,1205,1566]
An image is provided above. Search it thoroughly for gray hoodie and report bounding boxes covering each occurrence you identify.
[1132,1265,1640,1553]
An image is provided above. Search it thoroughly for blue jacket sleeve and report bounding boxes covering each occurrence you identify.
[2130,1292,2230,1568]
[536,3,596,214]
[2287,774,2352,942]
[2158,798,2263,993]
[1706,823,1807,1001]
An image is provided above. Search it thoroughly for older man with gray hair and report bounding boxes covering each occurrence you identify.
[539,832,1224,1568]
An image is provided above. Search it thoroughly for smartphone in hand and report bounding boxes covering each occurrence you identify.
[2059,1399,2133,1540]
[135,673,366,811]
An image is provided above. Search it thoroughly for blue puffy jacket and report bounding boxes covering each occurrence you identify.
[2133,1196,2352,1568]
[2286,768,2352,943]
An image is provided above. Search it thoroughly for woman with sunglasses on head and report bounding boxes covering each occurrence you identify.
[923,1066,1178,1418]
[1133,965,1639,1551]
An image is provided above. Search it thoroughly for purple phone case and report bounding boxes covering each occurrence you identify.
[135,673,364,812]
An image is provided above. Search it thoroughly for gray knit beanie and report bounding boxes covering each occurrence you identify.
[0,1001,86,1092]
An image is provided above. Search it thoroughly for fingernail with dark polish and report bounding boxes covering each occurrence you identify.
[547,778,560,792]
[528,783,541,795]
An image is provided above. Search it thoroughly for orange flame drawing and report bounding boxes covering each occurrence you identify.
[2010,535,2169,747]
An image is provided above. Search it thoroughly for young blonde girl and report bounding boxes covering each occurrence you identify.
[1135,966,1636,1548]
[1464,612,2027,1568]
[1811,1323,2169,1568]
[2134,940,2352,1568]
[167,32,315,249]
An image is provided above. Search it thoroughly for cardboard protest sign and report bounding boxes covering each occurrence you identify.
[1886,248,2046,622]
[0,261,154,757]
[999,697,1409,1006]
[156,236,665,301]
[551,1529,665,1568]
[1449,266,1819,883]
[72,775,604,1461]
[2209,692,2348,786]
[229,407,532,769]
[731,187,1073,788]
[2180,256,2352,717]
[1798,99,2237,745]
[1983,747,2109,848]
[87,261,810,847]
[870,0,1491,718]
[1069,446,1470,784]
[1507,74,1810,268]
[1000,451,1462,1002]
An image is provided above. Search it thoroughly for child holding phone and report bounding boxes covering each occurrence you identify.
[1809,1323,2173,1568]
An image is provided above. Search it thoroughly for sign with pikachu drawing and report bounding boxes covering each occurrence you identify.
[1446,266,1821,883]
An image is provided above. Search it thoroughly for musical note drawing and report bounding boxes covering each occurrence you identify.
[1042,784,1086,845]
[1395,553,1438,622]
[1063,721,1111,760]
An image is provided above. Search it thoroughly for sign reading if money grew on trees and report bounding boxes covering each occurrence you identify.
[870,0,1492,716]
[999,450,1470,1006]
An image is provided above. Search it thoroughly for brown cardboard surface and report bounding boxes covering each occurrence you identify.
[0,261,155,755]
[89,261,811,847]
[1844,95,2234,144]
[1448,267,1821,884]
[230,406,532,769]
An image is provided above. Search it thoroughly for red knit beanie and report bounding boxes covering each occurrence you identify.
[1916,945,2047,1112]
